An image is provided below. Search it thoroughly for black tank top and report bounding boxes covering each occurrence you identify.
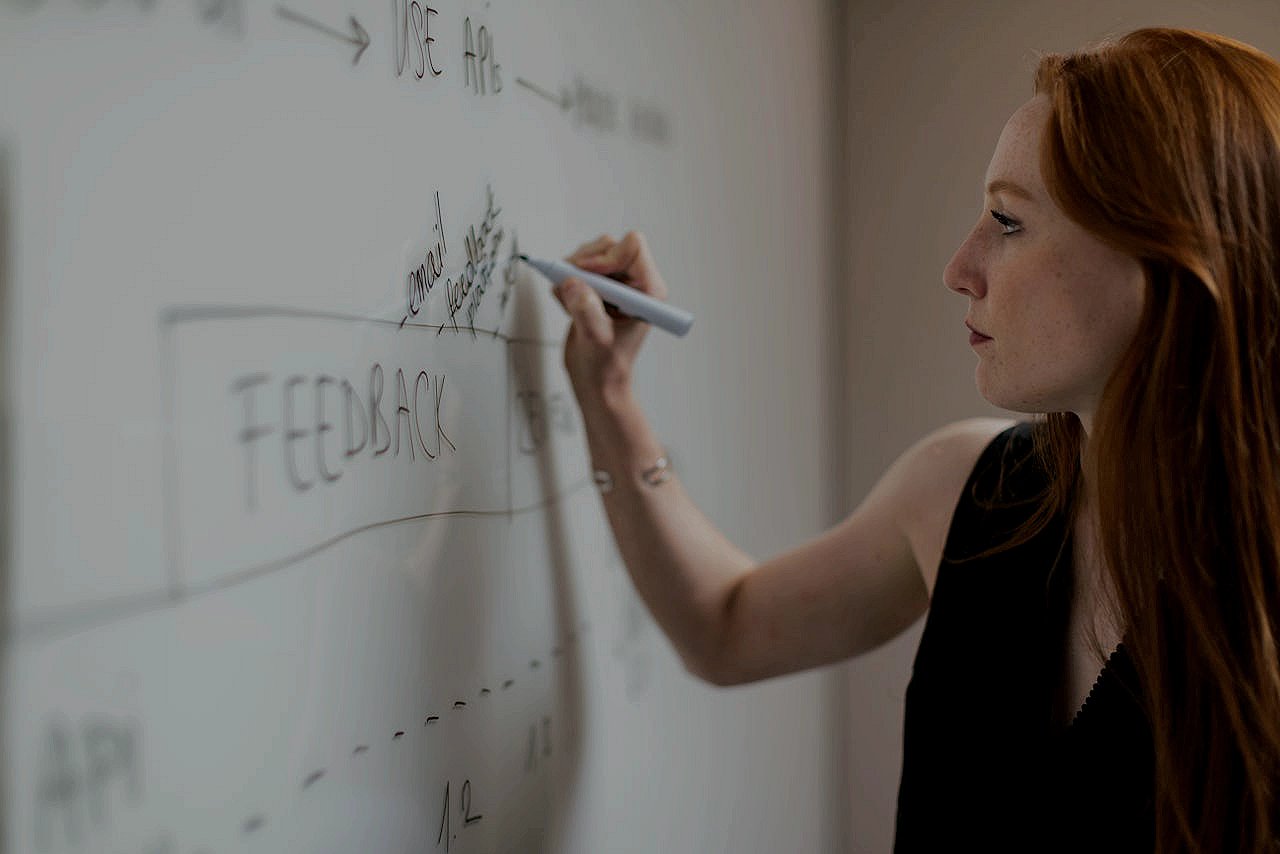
[893,422,1154,852]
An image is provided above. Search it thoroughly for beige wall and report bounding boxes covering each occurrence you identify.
[839,2,1280,850]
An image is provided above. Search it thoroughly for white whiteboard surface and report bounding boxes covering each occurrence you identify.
[1,1,843,852]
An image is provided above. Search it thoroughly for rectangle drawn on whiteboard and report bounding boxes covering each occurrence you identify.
[162,308,512,595]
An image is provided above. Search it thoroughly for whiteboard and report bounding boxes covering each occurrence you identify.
[1,1,844,852]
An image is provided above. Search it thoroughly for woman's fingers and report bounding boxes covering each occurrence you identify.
[612,231,667,298]
[568,234,616,264]
[555,236,658,396]
[569,231,668,300]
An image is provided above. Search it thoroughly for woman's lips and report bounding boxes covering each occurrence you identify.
[965,321,992,345]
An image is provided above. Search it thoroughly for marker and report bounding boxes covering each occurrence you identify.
[519,255,694,337]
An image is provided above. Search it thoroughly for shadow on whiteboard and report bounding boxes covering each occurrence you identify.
[1,137,13,854]
[507,263,588,848]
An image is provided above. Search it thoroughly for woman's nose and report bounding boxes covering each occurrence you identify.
[943,231,985,299]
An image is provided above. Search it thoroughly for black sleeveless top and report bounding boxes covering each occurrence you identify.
[893,422,1154,852]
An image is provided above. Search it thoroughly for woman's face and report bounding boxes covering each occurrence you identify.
[944,94,1146,424]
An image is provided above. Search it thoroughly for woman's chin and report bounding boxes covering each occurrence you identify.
[974,372,1053,415]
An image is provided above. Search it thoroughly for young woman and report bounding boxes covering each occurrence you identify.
[551,27,1280,853]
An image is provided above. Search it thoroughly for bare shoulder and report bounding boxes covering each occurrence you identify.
[889,417,1018,597]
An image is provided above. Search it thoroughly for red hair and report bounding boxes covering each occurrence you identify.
[997,27,1280,852]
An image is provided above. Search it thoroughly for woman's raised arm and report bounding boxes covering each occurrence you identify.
[552,231,1011,685]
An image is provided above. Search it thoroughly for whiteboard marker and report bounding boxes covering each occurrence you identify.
[519,255,694,337]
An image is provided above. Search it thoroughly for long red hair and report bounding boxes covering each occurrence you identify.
[997,27,1280,852]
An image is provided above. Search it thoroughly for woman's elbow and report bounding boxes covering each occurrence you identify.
[684,655,736,687]
[680,642,748,687]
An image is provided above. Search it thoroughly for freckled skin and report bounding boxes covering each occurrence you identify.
[944,95,1146,418]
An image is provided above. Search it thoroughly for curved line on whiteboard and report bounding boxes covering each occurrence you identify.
[159,303,562,349]
[11,477,592,644]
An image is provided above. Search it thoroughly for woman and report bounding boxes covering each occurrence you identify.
[551,27,1280,853]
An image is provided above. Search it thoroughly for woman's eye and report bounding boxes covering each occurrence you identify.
[989,209,1020,235]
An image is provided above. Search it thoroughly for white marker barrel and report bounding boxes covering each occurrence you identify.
[521,256,694,337]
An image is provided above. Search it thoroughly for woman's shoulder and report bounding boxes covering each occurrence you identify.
[913,416,1024,459]
[894,417,1025,505]
[894,416,1023,596]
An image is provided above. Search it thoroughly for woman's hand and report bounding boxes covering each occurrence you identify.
[551,231,670,406]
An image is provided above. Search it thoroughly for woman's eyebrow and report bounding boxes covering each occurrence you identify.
[985,178,1036,202]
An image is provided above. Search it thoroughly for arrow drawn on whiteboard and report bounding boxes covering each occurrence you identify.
[516,77,572,111]
[276,5,370,65]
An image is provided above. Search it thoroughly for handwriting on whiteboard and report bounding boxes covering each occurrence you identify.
[30,695,561,852]
[406,191,448,325]
[231,366,454,509]
[162,307,582,593]
[7,0,245,39]
[402,185,505,333]
[7,2,669,142]
[443,185,504,335]
[35,715,143,852]
[393,0,443,79]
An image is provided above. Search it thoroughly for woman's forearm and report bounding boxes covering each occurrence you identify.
[577,389,754,683]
